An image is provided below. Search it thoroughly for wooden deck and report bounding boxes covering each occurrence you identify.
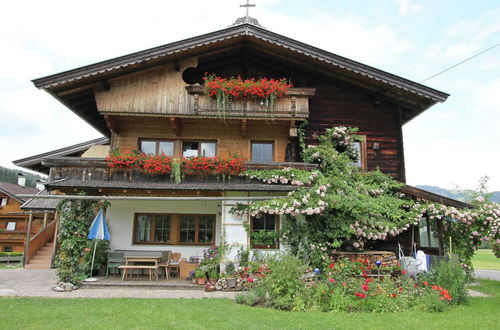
[81,275,202,290]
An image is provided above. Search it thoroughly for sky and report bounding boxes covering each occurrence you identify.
[0,0,499,191]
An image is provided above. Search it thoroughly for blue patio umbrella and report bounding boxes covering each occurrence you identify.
[85,209,110,281]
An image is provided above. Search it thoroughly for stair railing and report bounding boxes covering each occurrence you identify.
[26,219,56,265]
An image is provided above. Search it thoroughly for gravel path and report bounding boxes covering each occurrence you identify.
[475,270,500,281]
[0,269,237,299]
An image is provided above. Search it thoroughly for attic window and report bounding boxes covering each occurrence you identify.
[0,197,7,207]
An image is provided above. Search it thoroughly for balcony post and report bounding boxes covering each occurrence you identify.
[23,211,33,266]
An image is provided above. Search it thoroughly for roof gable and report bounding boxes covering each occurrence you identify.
[32,23,448,135]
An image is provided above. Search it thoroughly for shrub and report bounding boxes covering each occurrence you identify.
[493,242,500,258]
[250,253,308,310]
[0,252,23,257]
[423,260,469,305]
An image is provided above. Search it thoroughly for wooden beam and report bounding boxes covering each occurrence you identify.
[104,115,120,134]
[23,211,33,266]
[241,119,247,137]
[170,117,181,136]
[51,211,60,268]
[43,212,48,229]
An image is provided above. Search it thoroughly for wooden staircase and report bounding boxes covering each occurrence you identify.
[25,241,54,269]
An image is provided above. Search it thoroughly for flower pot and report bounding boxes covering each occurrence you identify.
[196,278,206,285]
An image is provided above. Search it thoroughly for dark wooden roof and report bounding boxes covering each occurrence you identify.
[13,137,109,174]
[0,182,39,203]
[399,185,473,209]
[32,23,449,136]
[45,179,296,192]
[20,190,58,211]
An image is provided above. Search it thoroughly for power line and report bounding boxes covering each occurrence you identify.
[419,42,500,83]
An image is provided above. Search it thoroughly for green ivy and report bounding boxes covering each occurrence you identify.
[55,195,109,284]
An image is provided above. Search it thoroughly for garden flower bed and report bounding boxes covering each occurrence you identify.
[235,254,468,313]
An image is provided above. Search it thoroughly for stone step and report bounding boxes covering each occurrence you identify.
[25,263,51,269]
[36,250,52,256]
[29,259,51,264]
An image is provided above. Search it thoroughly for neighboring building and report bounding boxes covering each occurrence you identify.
[14,17,468,263]
[0,176,55,255]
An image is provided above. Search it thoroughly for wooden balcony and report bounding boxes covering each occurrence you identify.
[96,81,315,120]
[185,85,315,120]
[43,157,318,193]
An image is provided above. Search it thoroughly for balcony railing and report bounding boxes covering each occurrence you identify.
[185,85,315,119]
[43,158,317,187]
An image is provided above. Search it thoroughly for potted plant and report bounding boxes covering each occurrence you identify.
[194,269,206,285]
[224,262,237,289]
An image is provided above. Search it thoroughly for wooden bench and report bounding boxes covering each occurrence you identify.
[119,265,159,281]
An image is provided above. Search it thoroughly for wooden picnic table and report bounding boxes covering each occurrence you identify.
[119,256,161,281]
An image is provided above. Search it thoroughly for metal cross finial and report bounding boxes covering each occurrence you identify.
[240,0,256,18]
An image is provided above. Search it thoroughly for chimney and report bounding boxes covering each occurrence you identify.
[17,173,26,187]
[35,179,45,191]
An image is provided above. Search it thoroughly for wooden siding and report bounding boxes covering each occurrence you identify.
[305,82,405,181]
[112,117,291,162]
[0,193,23,215]
[95,57,197,115]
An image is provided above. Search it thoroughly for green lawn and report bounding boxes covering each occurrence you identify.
[0,280,499,330]
[472,249,500,270]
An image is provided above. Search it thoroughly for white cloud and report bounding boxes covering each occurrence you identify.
[396,0,422,16]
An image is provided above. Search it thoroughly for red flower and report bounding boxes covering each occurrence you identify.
[247,278,254,283]
[328,278,336,283]
[401,269,407,275]
[329,263,335,269]
[355,292,366,299]
[362,272,368,278]
[362,284,369,292]
[342,282,347,287]
[423,281,429,286]
[391,293,397,298]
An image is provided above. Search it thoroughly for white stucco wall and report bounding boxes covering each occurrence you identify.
[105,192,288,264]
[106,200,221,259]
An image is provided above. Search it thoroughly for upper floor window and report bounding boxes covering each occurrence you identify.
[182,141,216,158]
[352,140,367,170]
[0,197,7,207]
[251,142,274,162]
[251,214,279,249]
[139,140,174,156]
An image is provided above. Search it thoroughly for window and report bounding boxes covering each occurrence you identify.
[0,197,7,207]
[135,214,171,243]
[351,140,367,169]
[139,140,174,156]
[419,217,439,248]
[182,141,217,157]
[251,214,279,249]
[133,213,215,245]
[179,215,215,244]
[251,142,274,162]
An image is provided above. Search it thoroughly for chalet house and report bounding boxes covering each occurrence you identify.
[14,17,470,267]
[0,176,55,264]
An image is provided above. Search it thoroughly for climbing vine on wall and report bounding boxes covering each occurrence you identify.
[55,195,109,284]
[232,126,500,270]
